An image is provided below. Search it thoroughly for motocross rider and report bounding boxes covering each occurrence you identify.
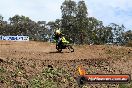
[53,29,69,47]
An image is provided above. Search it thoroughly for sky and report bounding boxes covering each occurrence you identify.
[0,0,132,31]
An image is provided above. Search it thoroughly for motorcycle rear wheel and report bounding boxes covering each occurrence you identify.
[67,45,74,52]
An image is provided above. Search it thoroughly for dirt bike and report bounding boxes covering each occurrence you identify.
[56,37,74,52]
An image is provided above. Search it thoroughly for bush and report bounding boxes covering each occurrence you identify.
[126,40,132,47]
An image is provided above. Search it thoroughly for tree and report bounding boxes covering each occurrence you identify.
[86,17,100,44]
[76,0,88,44]
[0,14,3,21]
[0,15,9,36]
[108,23,125,45]
[0,14,3,27]
[37,21,46,27]
[61,0,77,42]
[47,21,56,33]
[0,1,130,44]
[9,15,31,35]
[124,30,132,42]
[104,26,113,43]
[8,15,46,41]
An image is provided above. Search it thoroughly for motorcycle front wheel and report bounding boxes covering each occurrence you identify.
[57,48,62,52]
[56,44,62,52]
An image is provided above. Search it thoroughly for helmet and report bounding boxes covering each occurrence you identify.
[55,29,61,35]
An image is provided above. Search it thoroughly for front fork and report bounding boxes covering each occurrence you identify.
[56,43,58,49]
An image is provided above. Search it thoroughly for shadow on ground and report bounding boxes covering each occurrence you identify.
[48,51,70,54]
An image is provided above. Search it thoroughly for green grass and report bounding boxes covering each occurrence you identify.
[0,67,6,73]
[119,81,132,88]
[1,58,131,88]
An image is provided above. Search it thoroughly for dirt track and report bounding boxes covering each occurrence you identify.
[0,41,116,60]
[0,41,132,88]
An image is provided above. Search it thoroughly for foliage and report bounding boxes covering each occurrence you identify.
[29,67,78,88]
[0,15,50,41]
[0,0,131,45]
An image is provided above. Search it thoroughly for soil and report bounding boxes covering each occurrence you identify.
[0,41,132,88]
